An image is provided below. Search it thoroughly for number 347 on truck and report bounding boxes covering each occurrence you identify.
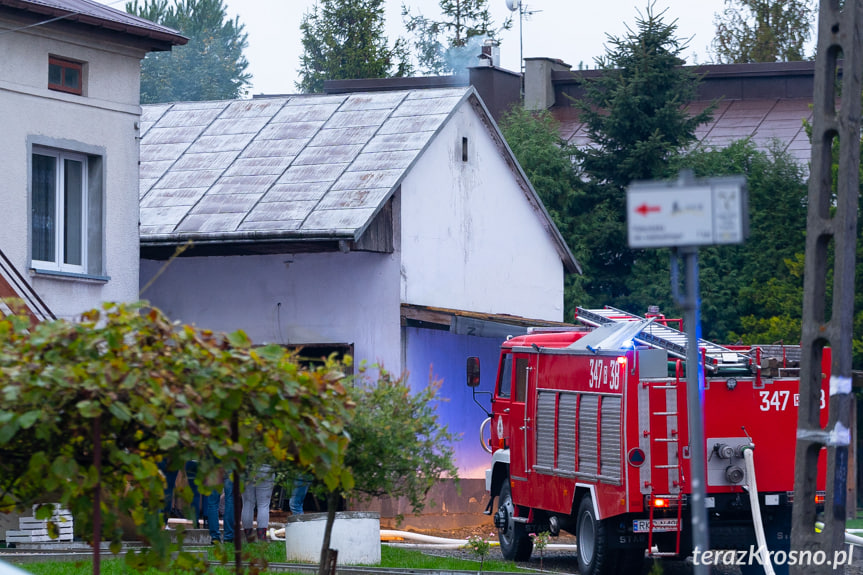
[466,306,829,575]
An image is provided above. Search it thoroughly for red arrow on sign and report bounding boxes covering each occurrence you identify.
[635,203,661,216]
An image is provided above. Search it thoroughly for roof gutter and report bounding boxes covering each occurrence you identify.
[140,229,357,247]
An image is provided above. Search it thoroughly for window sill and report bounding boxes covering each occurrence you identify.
[31,268,110,284]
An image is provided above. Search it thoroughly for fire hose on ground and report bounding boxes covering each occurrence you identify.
[743,444,863,575]
[742,445,777,575]
[379,530,578,551]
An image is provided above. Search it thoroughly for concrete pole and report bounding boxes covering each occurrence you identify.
[678,246,710,575]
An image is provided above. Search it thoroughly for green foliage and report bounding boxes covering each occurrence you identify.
[0,302,351,571]
[340,366,458,514]
[575,5,712,189]
[499,106,589,318]
[670,139,809,344]
[569,3,713,306]
[402,0,511,75]
[127,0,251,103]
[297,0,411,93]
[712,0,816,63]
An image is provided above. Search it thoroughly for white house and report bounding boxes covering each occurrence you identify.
[0,0,185,321]
[138,87,579,524]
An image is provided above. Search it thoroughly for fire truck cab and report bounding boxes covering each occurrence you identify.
[468,306,829,575]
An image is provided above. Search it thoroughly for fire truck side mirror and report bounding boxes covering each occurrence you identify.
[466,356,481,387]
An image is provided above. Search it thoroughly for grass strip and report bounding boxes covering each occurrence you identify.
[8,542,532,574]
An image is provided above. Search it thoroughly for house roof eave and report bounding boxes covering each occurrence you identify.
[0,0,187,49]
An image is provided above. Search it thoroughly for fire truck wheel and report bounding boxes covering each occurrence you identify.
[575,496,614,575]
[497,481,533,562]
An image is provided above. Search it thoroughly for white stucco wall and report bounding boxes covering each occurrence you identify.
[0,17,147,320]
[140,251,403,372]
[399,101,566,321]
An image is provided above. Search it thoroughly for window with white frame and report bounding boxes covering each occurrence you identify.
[31,147,102,275]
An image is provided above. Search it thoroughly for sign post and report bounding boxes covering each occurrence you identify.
[627,171,747,575]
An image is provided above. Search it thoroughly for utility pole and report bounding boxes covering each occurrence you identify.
[790,1,863,573]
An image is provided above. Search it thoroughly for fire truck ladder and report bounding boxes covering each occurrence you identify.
[575,306,750,374]
[645,378,684,558]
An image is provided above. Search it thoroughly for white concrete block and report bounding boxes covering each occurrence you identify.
[285,511,380,565]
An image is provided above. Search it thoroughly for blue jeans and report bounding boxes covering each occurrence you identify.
[241,465,275,530]
[289,476,311,515]
[160,460,201,526]
[207,476,234,542]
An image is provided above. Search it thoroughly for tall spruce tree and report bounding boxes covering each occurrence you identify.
[127,0,250,103]
[667,140,810,343]
[402,0,511,75]
[712,0,816,63]
[297,0,411,93]
[572,4,713,306]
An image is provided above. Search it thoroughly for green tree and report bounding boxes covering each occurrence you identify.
[670,139,809,344]
[0,302,352,573]
[402,0,511,75]
[304,365,457,575]
[499,106,588,317]
[571,3,713,306]
[343,367,457,511]
[297,0,411,93]
[127,0,251,103]
[712,0,816,63]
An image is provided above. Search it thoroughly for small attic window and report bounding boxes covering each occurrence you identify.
[48,56,83,95]
[462,137,469,162]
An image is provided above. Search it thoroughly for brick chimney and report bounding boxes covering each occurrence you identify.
[524,57,572,110]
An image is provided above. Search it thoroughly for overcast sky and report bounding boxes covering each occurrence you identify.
[101,0,733,95]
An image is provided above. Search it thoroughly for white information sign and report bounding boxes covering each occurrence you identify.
[626,176,747,248]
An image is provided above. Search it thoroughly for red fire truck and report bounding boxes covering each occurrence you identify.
[467,306,829,575]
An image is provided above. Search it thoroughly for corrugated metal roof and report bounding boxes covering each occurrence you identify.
[140,88,579,272]
[0,0,186,47]
[554,98,813,165]
[139,89,468,242]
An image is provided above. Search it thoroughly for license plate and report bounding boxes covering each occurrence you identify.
[633,519,678,533]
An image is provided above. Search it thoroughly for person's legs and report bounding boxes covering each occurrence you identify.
[158,460,179,526]
[223,477,235,542]
[289,476,311,515]
[206,488,221,543]
[184,460,201,527]
[241,479,256,529]
[241,476,257,541]
[255,471,275,540]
